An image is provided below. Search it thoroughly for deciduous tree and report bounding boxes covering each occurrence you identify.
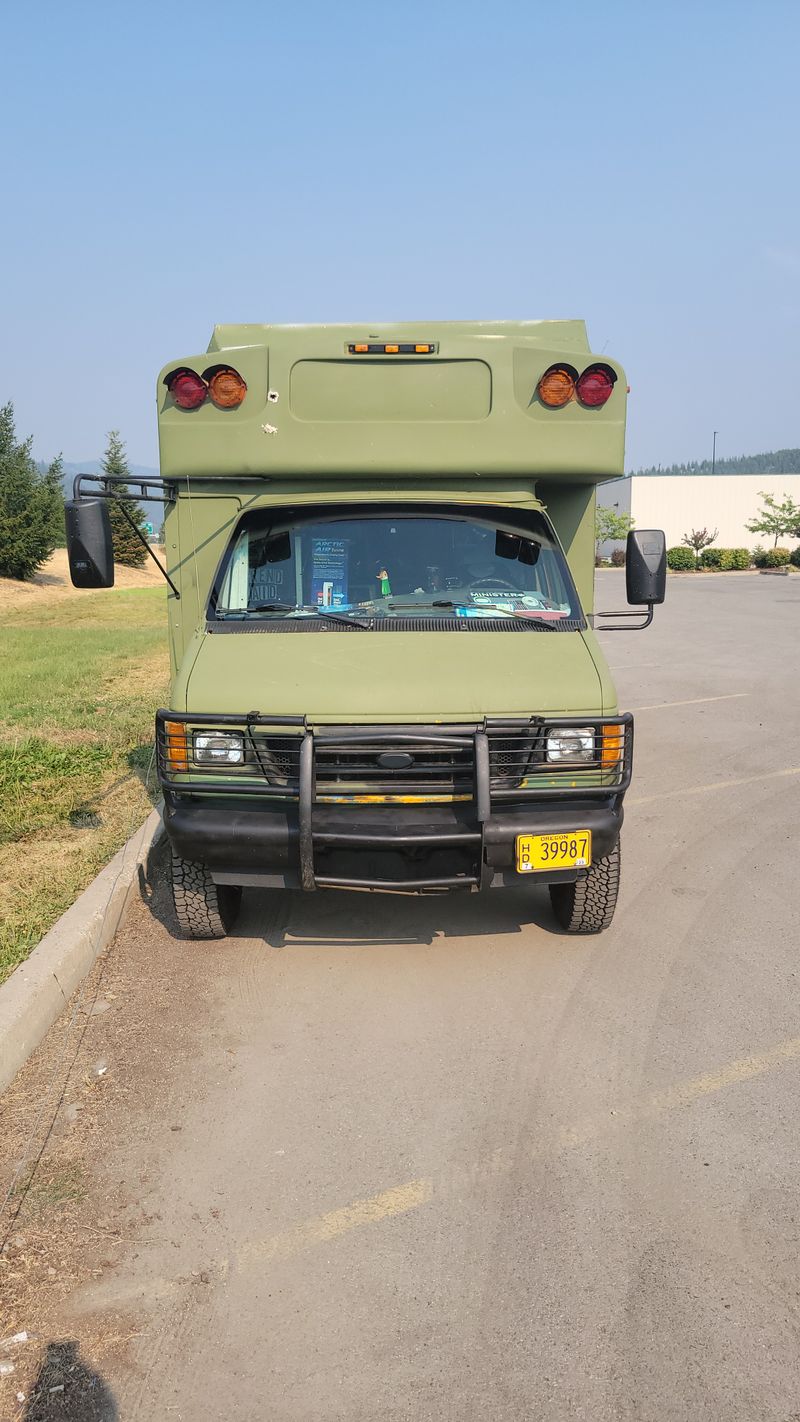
[595,505,634,556]
[746,491,800,548]
[681,527,718,569]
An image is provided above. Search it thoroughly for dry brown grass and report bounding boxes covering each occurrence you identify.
[0,548,165,610]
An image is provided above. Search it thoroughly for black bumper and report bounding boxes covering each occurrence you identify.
[163,795,624,893]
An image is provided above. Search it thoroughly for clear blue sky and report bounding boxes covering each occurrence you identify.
[2,0,798,472]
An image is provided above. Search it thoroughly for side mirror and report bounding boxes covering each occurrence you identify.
[65,499,115,588]
[626,529,666,606]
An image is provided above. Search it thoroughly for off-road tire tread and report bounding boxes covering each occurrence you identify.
[171,852,241,939]
[549,842,621,934]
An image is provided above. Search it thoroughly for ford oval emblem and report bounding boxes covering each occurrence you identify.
[377,751,414,770]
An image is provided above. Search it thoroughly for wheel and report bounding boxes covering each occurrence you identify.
[549,841,621,934]
[170,852,242,939]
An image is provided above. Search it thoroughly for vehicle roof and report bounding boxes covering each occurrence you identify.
[157,319,626,483]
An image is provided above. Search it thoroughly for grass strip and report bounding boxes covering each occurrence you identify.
[0,587,169,981]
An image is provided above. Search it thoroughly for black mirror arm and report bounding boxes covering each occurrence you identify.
[113,501,181,600]
[596,604,654,632]
[69,471,181,599]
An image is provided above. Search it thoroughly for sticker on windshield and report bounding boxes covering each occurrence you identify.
[311,538,349,608]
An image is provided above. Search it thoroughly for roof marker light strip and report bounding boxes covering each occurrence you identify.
[347,343,437,355]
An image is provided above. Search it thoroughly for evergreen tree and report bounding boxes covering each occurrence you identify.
[101,430,149,567]
[0,402,64,580]
[631,447,800,478]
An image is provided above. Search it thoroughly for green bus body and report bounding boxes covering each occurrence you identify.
[144,320,638,934]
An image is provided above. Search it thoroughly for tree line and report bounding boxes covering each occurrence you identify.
[0,403,150,581]
[630,448,800,478]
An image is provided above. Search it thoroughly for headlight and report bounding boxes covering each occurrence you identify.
[193,732,245,765]
[546,727,595,763]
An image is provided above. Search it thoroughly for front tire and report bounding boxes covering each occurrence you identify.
[549,841,620,934]
[170,852,242,939]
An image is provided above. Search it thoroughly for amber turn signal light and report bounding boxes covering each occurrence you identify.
[208,367,247,409]
[538,366,576,408]
[600,725,625,767]
[164,721,189,773]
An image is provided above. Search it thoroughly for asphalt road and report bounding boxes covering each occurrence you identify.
[10,572,800,1420]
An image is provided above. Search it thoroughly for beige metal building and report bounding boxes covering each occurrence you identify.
[597,474,800,551]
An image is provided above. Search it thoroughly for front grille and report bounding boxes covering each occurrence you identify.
[314,739,474,798]
[243,730,477,799]
[249,735,300,787]
[247,729,541,796]
[157,715,633,802]
[488,731,537,787]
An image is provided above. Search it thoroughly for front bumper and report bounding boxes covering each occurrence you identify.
[163,795,624,892]
[158,713,632,893]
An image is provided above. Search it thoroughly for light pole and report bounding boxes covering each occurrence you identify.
[712,430,718,476]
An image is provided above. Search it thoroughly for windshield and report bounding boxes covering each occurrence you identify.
[210,504,583,628]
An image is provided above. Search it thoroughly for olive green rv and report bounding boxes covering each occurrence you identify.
[66,320,666,936]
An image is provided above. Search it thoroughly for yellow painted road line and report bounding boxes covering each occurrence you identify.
[644,1036,800,1115]
[234,1035,800,1271]
[630,765,800,807]
[558,1036,800,1149]
[236,1176,433,1270]
[629,693,749,712]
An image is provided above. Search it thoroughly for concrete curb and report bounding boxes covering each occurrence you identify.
[0,806,164,1096]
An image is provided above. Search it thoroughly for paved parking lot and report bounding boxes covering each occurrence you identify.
[2,571,800,1420]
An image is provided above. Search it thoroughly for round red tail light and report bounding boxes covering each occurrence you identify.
[576,364,616,408]
[166,369,207,410]
[538,365,576,408]
[207,367,247,409]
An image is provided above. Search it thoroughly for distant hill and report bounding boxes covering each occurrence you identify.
[629,448,800,477]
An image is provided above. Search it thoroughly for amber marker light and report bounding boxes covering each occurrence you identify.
[207,367,247,409]
[347,342,437,355]
[538,365,576,408]
[164,721,189,773]
[601,725,625,767]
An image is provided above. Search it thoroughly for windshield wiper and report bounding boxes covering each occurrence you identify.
[503,615,558,631]
[249,602,370,629]
[386,599,457,610]
[213,604,298,619]
[307,609,370,630]
[232,601,557,630]
[389,597,558,629]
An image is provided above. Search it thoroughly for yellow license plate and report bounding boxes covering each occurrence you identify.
[516,830,592,873]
